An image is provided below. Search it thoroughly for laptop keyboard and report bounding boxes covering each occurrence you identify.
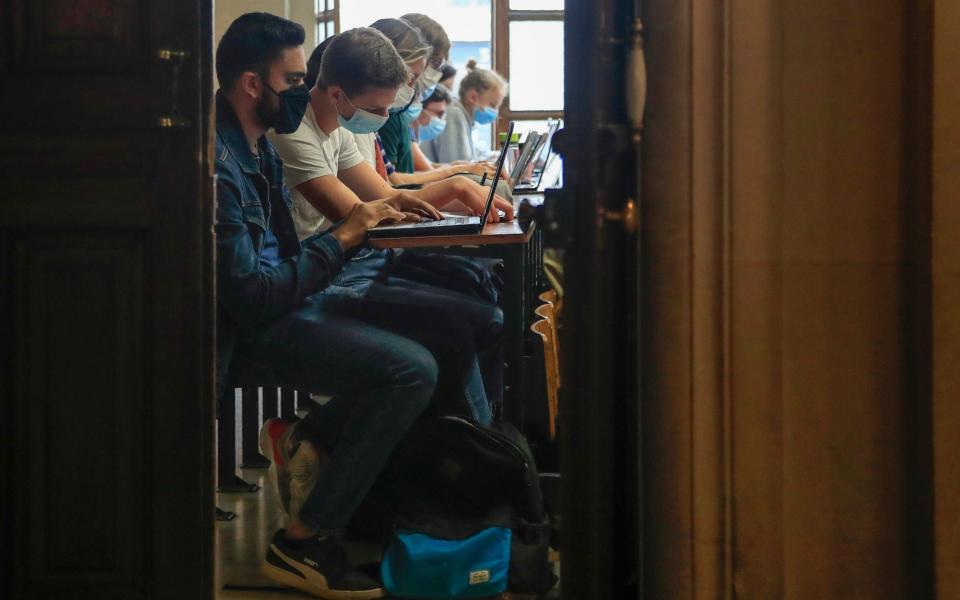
[410,216,470,227]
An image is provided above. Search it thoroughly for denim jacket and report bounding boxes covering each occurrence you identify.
[215,91,347,395]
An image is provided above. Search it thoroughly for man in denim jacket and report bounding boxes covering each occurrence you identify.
[215,13,494,599]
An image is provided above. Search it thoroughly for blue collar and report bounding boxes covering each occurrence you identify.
[216,91,264,176]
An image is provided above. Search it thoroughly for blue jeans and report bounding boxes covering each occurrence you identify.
[230,253,502,530]
[231,293,437,531]
[332,248,503,421]
[334,249,503,423]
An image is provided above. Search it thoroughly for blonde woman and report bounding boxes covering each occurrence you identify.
[365,18,493,185]
[422,59,509,164]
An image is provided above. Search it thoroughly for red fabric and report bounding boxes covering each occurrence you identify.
[266,419,289,467]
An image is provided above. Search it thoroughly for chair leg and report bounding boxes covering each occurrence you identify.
[280,387,296,418]
[262,386,279,422]
[240,386,270,468]
[217,388,261,492]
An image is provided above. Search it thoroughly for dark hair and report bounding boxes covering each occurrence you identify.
[400,13,451,61]
[424,84,451,107]
[440,62,457,81]
[319,28,410,97]
[305,37,335,89]
[216,12,306,90]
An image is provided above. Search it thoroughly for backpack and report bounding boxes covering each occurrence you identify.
[351,416,557,597]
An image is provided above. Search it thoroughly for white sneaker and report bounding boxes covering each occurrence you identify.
[259,419,326,522]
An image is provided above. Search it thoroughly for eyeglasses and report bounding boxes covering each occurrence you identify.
[423,106,446,120]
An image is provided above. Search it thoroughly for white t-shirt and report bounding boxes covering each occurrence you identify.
[353,132,378,169]
[267,105,365,240]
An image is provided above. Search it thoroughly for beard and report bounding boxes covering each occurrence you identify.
[255,94,280,131]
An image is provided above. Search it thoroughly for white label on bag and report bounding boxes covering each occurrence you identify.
[469,570,491,585]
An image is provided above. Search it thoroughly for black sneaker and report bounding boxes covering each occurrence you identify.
[262,529,385,599]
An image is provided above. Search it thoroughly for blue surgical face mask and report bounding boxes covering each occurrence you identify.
[420,83,438,102]
[418,115,447,142]
[336,93,388,134]
[474,105,498,125]
[398,100,423,127]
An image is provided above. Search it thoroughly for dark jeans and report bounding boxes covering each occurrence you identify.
[332,247,504,418]
[230,251,503,530]
[231,291,437,531]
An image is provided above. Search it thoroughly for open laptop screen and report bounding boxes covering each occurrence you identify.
[479,121,515,228]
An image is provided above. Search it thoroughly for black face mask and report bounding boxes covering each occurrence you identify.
[261,82,311,134]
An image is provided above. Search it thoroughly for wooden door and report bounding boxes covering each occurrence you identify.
[559,0,642,597]
[0,1,215,598]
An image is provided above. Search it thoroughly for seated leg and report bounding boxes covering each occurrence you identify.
[231,303,438,598]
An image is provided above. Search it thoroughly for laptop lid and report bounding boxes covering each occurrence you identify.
[538,148,562,191]
[510,132,541,183]
[479,121,515,228]
[517,120,560,190]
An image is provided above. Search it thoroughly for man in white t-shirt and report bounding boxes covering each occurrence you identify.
[269,104,366,238]
[268,37,512,239]
[262,27,508,574]
[268,24,505,415]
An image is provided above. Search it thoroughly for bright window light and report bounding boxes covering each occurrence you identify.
[508,21,564,111]
[510,0,564,9]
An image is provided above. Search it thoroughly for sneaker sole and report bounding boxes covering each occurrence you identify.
[262,554,385,600]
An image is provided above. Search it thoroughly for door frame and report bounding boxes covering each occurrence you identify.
[559,0,642,597]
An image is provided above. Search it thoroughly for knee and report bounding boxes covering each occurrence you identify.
[488,305,504,333]
[394,345,439,401]
[478,304,504,347]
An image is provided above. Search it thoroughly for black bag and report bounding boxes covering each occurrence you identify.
[389,251,504,306]
[350,416,556,596]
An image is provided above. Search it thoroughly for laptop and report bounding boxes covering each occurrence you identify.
[509,132,541,185]
[368,122,515,238]
[514,120,560,193]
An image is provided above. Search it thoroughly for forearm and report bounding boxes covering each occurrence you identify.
[409,181,459,208]
[297,175,362,222]
[219,228,346,328]
[388,166,457,187]
[411,143,434,172]
[337,162,396,202]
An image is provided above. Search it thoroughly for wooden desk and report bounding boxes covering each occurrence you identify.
[368,220,533,249]
[370,220,541,430]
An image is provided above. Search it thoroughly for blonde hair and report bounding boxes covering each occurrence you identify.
[369,18,432,65]
[459,60,509,100]
[401,13,451,60]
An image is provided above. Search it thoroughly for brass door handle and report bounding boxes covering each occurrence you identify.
[156,49,190,61]
[158,117,191,129]
[601,198,638,235]
[156,48,192,129]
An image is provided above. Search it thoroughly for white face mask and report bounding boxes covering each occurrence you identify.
[420,65,443,88]
[389,84,416,113]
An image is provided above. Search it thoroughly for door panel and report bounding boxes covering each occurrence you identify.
[0,0,215,598]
